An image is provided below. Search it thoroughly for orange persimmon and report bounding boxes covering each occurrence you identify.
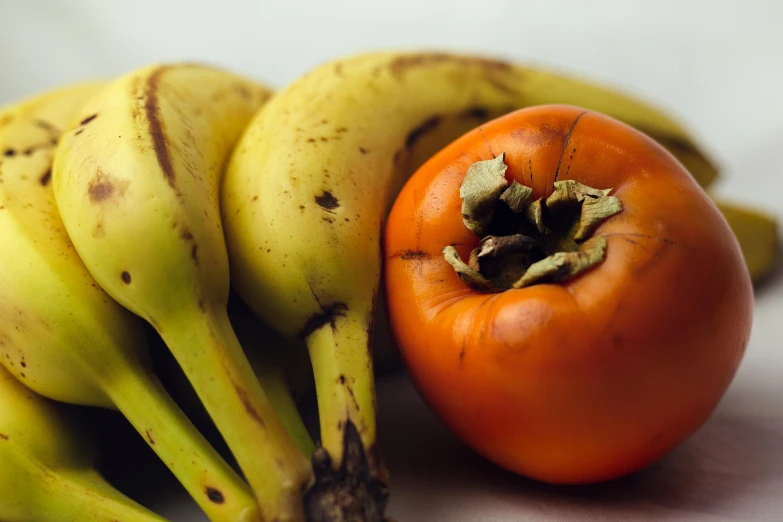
[383,105,752,484]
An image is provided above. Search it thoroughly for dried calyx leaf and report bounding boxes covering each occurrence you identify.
[573,195,623,241]
[512,236,607,288]
[478,234,536,258]
[500,181,533,213]
[460,153,509,236]
[443,246,495,292]
[445,154,623,292]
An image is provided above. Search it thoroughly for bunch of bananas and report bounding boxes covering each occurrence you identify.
[0,52,777,522]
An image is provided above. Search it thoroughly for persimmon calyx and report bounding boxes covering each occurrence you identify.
[445,153,623,291]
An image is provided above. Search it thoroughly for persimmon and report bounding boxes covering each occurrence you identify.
[383,105,752,484]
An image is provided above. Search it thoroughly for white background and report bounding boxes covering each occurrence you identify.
[2,1,781,521]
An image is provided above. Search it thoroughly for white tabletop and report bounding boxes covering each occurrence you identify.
[3,1,781,521]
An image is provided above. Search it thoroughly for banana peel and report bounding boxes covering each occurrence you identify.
[713,200,780,284]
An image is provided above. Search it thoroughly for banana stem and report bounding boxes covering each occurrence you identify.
[102,364,261,522]
[306,310,379,476]
[160,306,312,522]
[38,468,167,522]
[255,366,316,457]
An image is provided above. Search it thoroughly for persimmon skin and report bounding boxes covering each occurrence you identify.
[383,105,752,484]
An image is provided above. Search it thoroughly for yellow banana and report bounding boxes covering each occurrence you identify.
[714,200,780,283]
[52,65,312,521]
[221,51,723,513]
[228,295,316,457]
[0,84,263,521]
[0,366,168,522]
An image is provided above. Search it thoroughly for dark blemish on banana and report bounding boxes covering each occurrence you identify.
[307,138,316,143]
[39,169,52,186]
[315,190,340,211]
[20,361,26,368]
[144,66,177,190]
[23,147,33,156]
[3,149,15,157]
[191,245,199,265]
[299,302,348,339]
[80,114,98,126]
[233,383,265,427]
[406,116,441,149]
[88,173,115,202]
[359,147,369,154]
[198,299,205,312]
[146,430,155,445]
[389,53,512,78]
[251,195,258,202]
[121,271,131,284]
[460,106,490,120]
[322,217,334,223]
[34,119,59,134]
[181,229,194,242]
[206,488,225,504]
[19,373,25,378]
[0,433,8,440]
[339,375,346,384]
[336,127,348,133]
[74,129,84,136]
[234,84,251,100]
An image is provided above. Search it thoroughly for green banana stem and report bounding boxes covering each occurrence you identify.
[255,365,315,457]
[160,306,312,522]
[307,311,377,474]
[30,467,166,522]
[101,363,261,522]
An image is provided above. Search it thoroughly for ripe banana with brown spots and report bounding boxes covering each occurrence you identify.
[0,83,264,521]
[0,365,168,522]
[52,65,313,522]
[221,51,740,517]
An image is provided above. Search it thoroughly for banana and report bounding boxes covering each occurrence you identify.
[221,51,721,509]
[228,295,316,457]
[714,200,780,283]
[0,365,168,522]
[0,85,264,521]
[52,65,312,521]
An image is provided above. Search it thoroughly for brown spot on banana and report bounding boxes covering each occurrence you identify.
[87,169,129,203]
[0,433,8,440]
[79,114,98,125]
[299,302,348,339]
[405,116,441,149]
[143,66,177,190]
[388,53,511,78]
[206,487,225,504]
[232,382,266,428]
[121,271,131,284]
[39,169,52,186]
[315,190,340,211]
